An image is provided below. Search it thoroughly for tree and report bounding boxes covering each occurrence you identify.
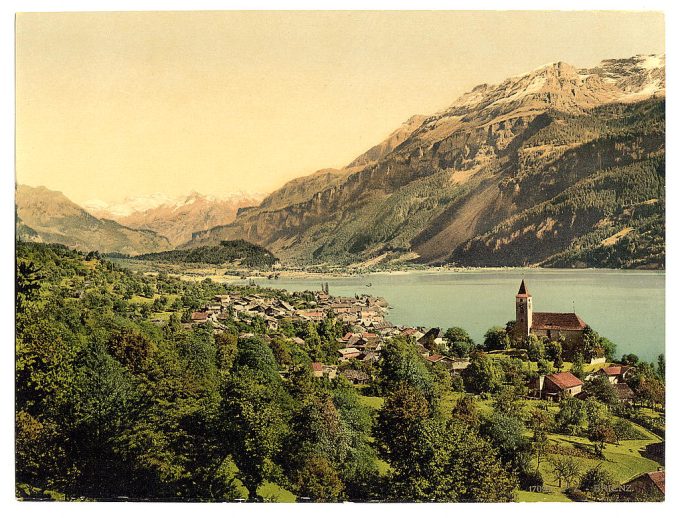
[444,327,475,357]
[549,456,581,488]
[571,352,585,380]
[461,352,502,394]
[376,385,517,502]
[16,261,44,314]
[451,395,481,428]
[378,336,437,403]
[480,412,529,472]
[584,399,615,456]
[528,407,553,474]
[657,353,665,380]
[375,383,431,474]
[537,359,553,376]
[293,456,344,502]
[545,341,562,363]
[583,376,619,407]
[215,331,238,372]
[553,353,564,372]
[219,371,289,501]
[524,334,544,362]
[483,327,510,351]
[493,386,525,418]
[620,353,639,366]
[579,465,616,501]
[555,397,586,435]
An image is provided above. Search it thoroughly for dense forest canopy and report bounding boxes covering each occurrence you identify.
[130,240,278,268]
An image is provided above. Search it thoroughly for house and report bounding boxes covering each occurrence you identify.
[425,354,445,364]
[338,347,362,361]
[449,360,471,375]
[191,311,209,323]
[401,327,424,340]
[311,362,324,378]
[275,299,295,312]
[597,364,634,384]
[341,369,370,385]
[620,471,664,501]
[418,328,445,350]
[359,351,380,363]
[297,310,325,321]
[291,336,306,347]
[513,280,588,350]
[613,383,635,404]
[534,371,583,400]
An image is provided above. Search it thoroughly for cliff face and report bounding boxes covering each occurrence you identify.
[182,55,666,268]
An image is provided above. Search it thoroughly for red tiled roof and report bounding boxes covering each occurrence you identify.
[602,365,623,376]
[646,471,665,494]
[426,354,444,362]
[546,371,583,390]
[311,362,323,372]
[191,311,209,320]
[532,312,587,331]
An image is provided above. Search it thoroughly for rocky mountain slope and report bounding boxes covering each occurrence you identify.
[16,185,171,255]
[86,191,264,247]
[185,54,665,269]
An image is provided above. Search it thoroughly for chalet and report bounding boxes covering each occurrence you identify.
[401,327,424,340]
[338,347,362,361]
[341,369,370,385]
[597,364,635,384]
[532,371,583,400]
[275,299,295,312]
[425,354,445,364]
[297,310,325,322]
[214,294,231,304]
[191,311,209,323]
[513,280,588,349]
[621,471,664,501]
[613,383,635,404]
[418,328,445,349]
[359,351,380,363]
[311,362,324,378]
[449,360,471,374]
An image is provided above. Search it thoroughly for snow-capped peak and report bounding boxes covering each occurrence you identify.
[84,190,266,217]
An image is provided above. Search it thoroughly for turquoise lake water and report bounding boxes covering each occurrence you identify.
[229,269,665,363]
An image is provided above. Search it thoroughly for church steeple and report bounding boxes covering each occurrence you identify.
[518,279,530,296]
[515,280,533,339]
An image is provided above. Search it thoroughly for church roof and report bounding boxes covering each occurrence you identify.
[517,279,531,297]
[532,312,587,331]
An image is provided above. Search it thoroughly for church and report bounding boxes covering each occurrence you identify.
[513,280,587,349]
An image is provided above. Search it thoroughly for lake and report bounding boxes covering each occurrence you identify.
[230,269,665,363]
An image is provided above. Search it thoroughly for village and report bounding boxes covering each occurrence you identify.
[184,280,647,407]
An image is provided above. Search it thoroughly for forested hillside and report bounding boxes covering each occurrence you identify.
[132,240,278,268]
[185,56,665,269]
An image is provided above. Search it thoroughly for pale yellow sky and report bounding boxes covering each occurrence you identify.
[16,11,664,205]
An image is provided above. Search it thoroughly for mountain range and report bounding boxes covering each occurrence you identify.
[183,54,665,269]
[16,54,665,269]
[16,185,172,255]
[86,192,264,247]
